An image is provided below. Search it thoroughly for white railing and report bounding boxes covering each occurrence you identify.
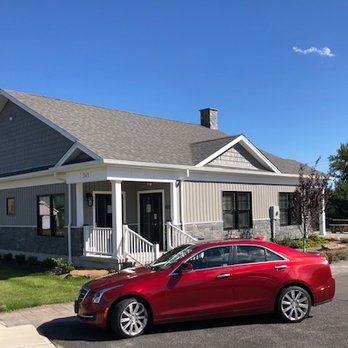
[83,226,113,257]
[166,222,197,250]
[123,225,160,265]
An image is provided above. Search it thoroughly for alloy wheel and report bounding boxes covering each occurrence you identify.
[119,300,148,336]
[280,288,310,322]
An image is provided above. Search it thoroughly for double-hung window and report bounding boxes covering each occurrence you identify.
[222,191,252,229]
[279,193,301,226]
[37,194,65,236]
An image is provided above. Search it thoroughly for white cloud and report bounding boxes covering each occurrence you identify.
[292,46,335,57]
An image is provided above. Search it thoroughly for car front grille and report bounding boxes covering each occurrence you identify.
[77,286,90,305]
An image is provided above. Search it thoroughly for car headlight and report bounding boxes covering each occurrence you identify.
[91,284,124,304]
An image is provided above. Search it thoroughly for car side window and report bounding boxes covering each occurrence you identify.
[188,246,231,270]
[236,246,266,264]
[236,246,284,264]
[265,248,284,261]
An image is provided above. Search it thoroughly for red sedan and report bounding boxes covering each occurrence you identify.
[75,240,335,338]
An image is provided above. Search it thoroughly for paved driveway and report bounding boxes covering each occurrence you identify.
[35,263,348,348]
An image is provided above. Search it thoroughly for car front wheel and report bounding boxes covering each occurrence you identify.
[110,298,149,338]
[277,286,311,323]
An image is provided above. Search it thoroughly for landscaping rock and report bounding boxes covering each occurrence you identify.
[70,269,109,279]
[320,242,347,251]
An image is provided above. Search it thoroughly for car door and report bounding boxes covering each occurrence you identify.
[228,244,290,315]
[159,246,235,322]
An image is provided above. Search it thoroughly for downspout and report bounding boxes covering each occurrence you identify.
[68,183,72,263]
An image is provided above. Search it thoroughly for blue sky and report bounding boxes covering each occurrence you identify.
[0,0,347,172]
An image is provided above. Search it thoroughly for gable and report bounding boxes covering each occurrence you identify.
[61,148,95,165]
[0,101,73,177]
[207,143,269,171]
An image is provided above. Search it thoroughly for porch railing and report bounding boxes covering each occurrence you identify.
[83,226,113,257]
[166,222,197,250]
[123,225,160,265]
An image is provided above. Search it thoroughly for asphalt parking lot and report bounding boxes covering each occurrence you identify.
[36,263,348,348]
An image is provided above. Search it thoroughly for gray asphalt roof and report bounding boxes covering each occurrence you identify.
[2,89,306,174]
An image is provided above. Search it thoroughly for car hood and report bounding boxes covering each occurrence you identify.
[85,266,154,291]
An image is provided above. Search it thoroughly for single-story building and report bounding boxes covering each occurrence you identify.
[0,89,325,266]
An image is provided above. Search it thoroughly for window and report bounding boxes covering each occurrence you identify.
[279,193,301,226]
[222,192,252,229]
[235,246,283,264]
[37,194,65,237]
[6,197,15,215]
[188,246,232,270]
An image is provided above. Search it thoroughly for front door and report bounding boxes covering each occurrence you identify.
[140,192,163,249]
[95,194,112,227]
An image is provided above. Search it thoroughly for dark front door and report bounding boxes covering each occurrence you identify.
[95,194,112,227]
[140,192,163,249]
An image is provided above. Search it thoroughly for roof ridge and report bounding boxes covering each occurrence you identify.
[191,135,240,145]
[2,88,226,132]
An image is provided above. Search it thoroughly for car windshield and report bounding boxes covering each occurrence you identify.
[150,244,195,270]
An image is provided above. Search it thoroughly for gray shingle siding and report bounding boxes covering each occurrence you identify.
[208,143,268,171]
[0,101,73,176]
[0,183,72,226]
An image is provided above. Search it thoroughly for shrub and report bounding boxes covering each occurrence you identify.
[42,258,56,270]
[4,253,13,262]
[15,254,26,264]
[275,234,329,249]
[26,256,38,265]
[48,257,75,275]
[306,234,328,247]
[275,237,302,249]
[322,250,348,263]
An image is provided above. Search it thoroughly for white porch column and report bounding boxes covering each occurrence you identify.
[75,183,84,227]
[67,184,72,263]
[319,198,326,236]
[111,180,123,259]
[170,181,179,225]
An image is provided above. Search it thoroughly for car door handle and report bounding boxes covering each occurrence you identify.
[274,265,287,270]
[216,273,231,279]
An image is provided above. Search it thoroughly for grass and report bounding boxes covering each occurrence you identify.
[0,261,87,311]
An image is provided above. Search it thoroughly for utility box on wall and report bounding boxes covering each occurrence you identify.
[269,206,280,220]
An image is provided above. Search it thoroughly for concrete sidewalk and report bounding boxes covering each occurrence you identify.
[0,322,55,348]
[0,303,74,348]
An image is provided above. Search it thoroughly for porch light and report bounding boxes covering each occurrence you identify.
[86,193,93,207]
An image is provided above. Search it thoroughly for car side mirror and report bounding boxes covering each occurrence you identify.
[177,262,193,273]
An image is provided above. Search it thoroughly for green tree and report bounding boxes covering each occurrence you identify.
[328,143,348,218]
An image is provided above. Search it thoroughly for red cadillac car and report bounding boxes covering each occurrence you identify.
[75,240,335,338]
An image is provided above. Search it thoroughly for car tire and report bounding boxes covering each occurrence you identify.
[110,298,149,338]
[277,286,311,323]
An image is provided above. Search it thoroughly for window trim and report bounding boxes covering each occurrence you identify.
[6,197,15,215]
[37,193,65,237]
[222,191,253,230]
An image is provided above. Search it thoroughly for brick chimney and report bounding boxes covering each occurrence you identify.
[200,108,218,130]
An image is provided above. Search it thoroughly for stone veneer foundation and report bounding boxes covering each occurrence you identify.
[184,220,303,241]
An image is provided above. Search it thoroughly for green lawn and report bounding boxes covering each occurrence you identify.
[0,261,87,311]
